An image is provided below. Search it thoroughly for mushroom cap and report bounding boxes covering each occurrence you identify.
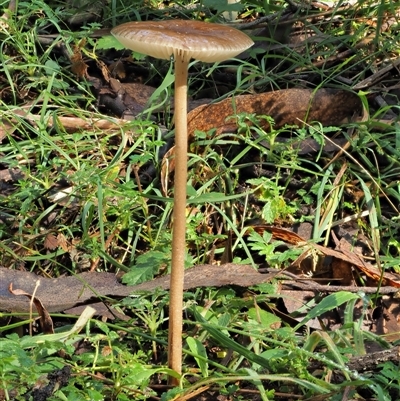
[111,20,253,63]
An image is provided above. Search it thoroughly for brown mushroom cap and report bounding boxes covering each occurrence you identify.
[111,20,254,63]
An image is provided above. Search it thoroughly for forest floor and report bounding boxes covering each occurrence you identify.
[1,1,400,400]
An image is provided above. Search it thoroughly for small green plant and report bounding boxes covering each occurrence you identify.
[1,0,400,400]
[247,177,297,223]
[374,362,400,400]
[247,229,302,267]
[120,289,169,359]
[0,335,63,400]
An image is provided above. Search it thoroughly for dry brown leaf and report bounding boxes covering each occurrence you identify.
[0,264,274,314]
[121,82,157,106]
[8,283,54,334]
[104,79,158,117]
[186,88,361,139]
[97,59,112,82]
[161,88,362,192]
[319,245,400,287]
[371,296,400,342]
[70,39,88,78]
[57,233,69,252]
[109,60,126,80]
[331,257,354,286]
[280,289,322,329]
[253,225,306,245]
[44,233,59,250]
[71,59,89,78]
[0,168,25,182]
[282,290,316,313]
[258,225,400,287]
[0,119,16,142]
[331,237,364,286]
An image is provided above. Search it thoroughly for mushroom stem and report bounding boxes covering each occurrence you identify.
[168,55,189,382]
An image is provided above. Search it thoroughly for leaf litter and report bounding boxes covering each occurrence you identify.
[1,0,400,399]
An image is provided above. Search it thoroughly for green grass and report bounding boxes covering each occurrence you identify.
[1,0,400,399]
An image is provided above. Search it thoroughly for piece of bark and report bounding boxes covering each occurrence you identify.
[0,264,274,313]
[186,88,362,140]
[161,88,362,191]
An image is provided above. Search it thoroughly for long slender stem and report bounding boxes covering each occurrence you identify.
[168,55,189,384]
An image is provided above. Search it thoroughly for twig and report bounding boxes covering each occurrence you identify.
[260,268,400,294]
[230,13,283,29]
[281,281,399,294]
[353,57,400,90]
[284,0,312,11]
[3,111,131,133]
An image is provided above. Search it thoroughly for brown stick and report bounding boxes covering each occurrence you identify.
[2,112,131,135]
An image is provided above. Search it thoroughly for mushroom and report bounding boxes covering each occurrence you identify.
[111,19,253,380]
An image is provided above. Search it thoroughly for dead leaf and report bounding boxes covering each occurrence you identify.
[162,88,362,192]
[57,233,69,252]
[70,39,88,78]
[101,79,158,118]
[257,225,400,287]
[0,264,274,314]
[317,245,400,287]
[0,168,25,182]
[331,237,364,286]
[122,82,156,106]
[186,88,361,139]
[71,59,88,78]
[282,290,316,313]
[97,59,112,82]
[372,296,400,342]
[331,257,354,286]
[280,289,322,330]
[44,233,59,250]
[0,119,17,142]
[252,225,306,245]
[8,283,54,334]
[109,60,126,80]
